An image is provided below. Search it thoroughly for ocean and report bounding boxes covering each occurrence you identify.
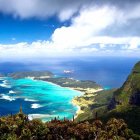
[0,56,140,121]
[0,56,139,88]
[0,77,82,121]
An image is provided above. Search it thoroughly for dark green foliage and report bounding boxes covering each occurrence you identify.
[92,89,116,106]
[0,112,139,140]
[113,61,140,106]
[42,77,101,89]
[0,112,49,140]
[76,62,140,135]
[104,61,140,134]
[133,61,140,73]
[99,106,140,135]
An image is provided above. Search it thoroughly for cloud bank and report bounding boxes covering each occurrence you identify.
[0,0,139,20]
[0,0,140,60]
[0,0,93,21]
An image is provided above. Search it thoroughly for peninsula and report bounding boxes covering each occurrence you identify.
[7,71,103,95]
[3,70,103,119]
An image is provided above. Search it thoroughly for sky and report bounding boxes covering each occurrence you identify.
[0,0,140,61]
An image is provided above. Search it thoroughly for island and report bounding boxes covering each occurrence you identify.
[5,71,103,120]
[37,77,103,118]
[37,77,102,92]
[8,71,102,93]
[8,71,54,79]
[1,62,140,136]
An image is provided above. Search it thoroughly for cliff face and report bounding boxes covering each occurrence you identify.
[109,61,140,109]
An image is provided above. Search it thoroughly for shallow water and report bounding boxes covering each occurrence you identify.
[0,77,82,121]
[0,57,140,120]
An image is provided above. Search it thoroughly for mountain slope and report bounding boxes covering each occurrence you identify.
[106,61,140,134]
[75,61,140,135]
[109,61,140,110]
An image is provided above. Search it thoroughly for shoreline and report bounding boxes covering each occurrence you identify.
[71,88,103,119]
[4,76,103,121]
[36,78,103,120]
[37,78,103,120]
[71,100,84,119]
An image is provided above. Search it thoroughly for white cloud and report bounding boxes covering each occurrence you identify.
[52,6,118,49]
[58,8,77,21]
[0,0,139,23]
[0,0,92,20]
[51,5,140,50]
[0,4,140,61]
[0,36,140,61]
[129,38,140,50]
[125,4,140,20]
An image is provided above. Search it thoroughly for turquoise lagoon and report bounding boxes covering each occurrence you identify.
[0,77,82,122]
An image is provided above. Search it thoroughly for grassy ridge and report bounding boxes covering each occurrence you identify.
[75,61,140,135]
[75,89,116,122]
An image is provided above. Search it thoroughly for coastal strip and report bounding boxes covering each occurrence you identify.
[7,71,103,120]
[38,77,103,119]
[35,77,103,119]
[71,88,103,119]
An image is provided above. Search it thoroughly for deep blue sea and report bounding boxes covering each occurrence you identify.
[0,56,140,121]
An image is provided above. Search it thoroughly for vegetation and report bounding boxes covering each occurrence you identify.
[113,61,140,106]
[42,77,101,89]
[74,61,140,135]
[8,71,54,79]
[75,89,116,122]
[1,62,140,138]
[5,71,101,89]
[106,61,140,134]
[100,106,140,136]
[0,110,139,140]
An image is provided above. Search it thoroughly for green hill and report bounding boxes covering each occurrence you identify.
[103,61,140,135]
[75,61,140,135]
[110,61,140,108]
[0,62,140,138]
[75,89,116,122]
